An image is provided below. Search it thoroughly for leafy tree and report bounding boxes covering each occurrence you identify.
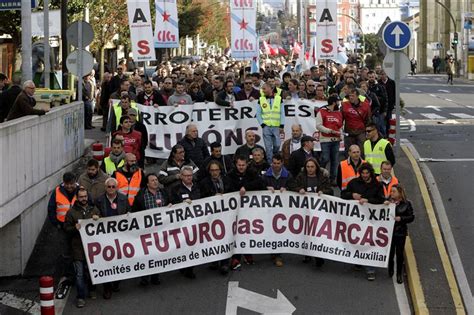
[363,33,384,68]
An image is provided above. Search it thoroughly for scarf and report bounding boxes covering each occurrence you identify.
[109,151,126,165]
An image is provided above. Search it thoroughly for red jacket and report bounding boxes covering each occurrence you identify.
[341,99,371,132]
[318,108,343,138]
[113,130,142,161]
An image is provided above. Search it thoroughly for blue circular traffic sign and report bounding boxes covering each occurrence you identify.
[382,21,412,50]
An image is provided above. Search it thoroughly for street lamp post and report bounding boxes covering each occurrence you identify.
[338,13,365,62]
[435,0,458,75]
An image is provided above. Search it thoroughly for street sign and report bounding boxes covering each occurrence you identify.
[0,0,36,10]
[66,21,94,48]
[382,21,412,50]
[66,49,94,77]
[383,51,410,78]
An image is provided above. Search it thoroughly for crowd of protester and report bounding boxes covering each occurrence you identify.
[3,54,414,308]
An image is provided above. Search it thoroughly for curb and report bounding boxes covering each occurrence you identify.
[402,144,466,314]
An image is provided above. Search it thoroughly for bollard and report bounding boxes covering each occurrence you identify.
[388,114,396,145]
[92,142,104,161]
[39,276,55,315]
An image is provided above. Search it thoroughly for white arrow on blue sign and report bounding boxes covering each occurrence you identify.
[382,21,412,50]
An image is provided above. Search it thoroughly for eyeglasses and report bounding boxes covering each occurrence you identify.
[307,84,315,87]
[164,82,172,84]
[107,185,116,188]
[244,82,253,85]
[320,79,327,81]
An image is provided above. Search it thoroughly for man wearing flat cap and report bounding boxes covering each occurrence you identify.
[287,135,319,177]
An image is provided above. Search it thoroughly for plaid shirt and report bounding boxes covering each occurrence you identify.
[143,188,166,210]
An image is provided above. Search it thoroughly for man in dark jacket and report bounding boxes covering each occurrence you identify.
[169,166,201,279]
[136,80,166,107]
[6,81,48,121]
[94,178,131,299]
[199,142,233,180]
[341,162,384,281]
[235,76,260,101]
[225,156,265,269]
[234,129,266,162]
[263,153,292,192]
[378,70,396,136]
[132,173,168,286]
[47,172,79,299]
[0,73,22,122]
[100,72,113,131]
[64,188,100,308]
[263,153,292,267]
[215,80,238,107]
[287,135,319,177]
[178,123,210,168]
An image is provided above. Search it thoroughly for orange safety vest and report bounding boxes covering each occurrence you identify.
[115,170,142,206]
[55,186,77,222]
[340,159,365,190]
[377,175,399,199]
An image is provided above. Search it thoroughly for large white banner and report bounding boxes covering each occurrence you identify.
[131,100,329,159]
[154,0,179,48]
[80,191,395,284]
[230,0,258,60]
[127,0,156,61]
[316,0,338,60]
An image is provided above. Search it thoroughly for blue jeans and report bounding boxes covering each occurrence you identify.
[73,261,93,299]
[320,141,340,180]
[374,113,386,138]
[262,126,281,163]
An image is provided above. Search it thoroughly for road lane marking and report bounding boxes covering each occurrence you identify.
[416,90,422,92]
[438,89,450,93]
[0,292,40,314]
[425,105,441,112]
[402,142,470,314]
[429,94,437,97]
[393,268,412,314]
[421,113,445,119]
[451,113,474,119]
[445,99,453,102]
[404,109,413,114]
[225,281,296,314]
[419,158,474,162]
[403,237,428,314]
[408,119,416,131]
[405,87,411,90]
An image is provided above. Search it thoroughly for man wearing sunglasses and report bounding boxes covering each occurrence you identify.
[236,76,259,101]
[363,122,395,175]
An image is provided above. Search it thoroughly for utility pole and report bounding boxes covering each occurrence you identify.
[61,0,68,89]
[44,0,50,89]
[435,0,458,76]
[21,0,33,82]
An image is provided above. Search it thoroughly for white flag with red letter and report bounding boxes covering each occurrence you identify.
[231,0,258,60]
[154,0,179,48]
[316,0,338,60]
[127,0,156,61]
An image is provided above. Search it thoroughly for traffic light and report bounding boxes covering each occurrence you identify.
[451,32,458,49]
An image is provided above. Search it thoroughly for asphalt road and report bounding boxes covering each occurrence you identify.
[400,74,474,313]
